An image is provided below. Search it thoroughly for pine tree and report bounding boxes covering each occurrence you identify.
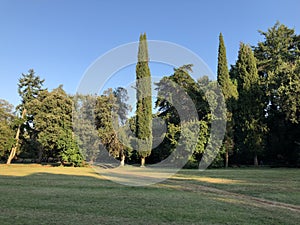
[136,33,152,167]
[254,22,300,165]
[7,69,44,164]
[217,33,238,168]
[234,43,266,166]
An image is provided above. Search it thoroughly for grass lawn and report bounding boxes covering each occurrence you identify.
[0,164,299,225]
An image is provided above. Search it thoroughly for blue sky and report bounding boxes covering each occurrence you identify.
[1,0,300,107]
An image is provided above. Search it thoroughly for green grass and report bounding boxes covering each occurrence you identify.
[0,165,299,225]
[176,168,300,205]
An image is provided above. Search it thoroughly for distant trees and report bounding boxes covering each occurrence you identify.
[2,23,300,167]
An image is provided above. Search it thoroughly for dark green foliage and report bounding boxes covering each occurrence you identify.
[18,69,45,152]
[217,33,238,101]
[168,120,209,167]
[17,69,45,112]
[198,78,227,168]
[58,130,84,167]
[0,99,15,159]
[7,69,45,164]
[95,89,119,158]
[3,22,300,167]
[217,33,238,167]
[254,22,300,166]
[136,33,152,163]
[254,22,300,123]
[154,65,211,166]
[233,43,267,165]
[95,88,131,164]
[156,64,209,125]
[27,86,83,165]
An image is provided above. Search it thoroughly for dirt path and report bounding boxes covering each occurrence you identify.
[161,178,300,213]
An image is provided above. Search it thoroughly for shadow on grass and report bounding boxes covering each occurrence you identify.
[0,166,299,225]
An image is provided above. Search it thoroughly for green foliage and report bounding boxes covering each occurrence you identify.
[3,22,300,168]
[73,94,100,163]
[156,65,209,125]
[217,33,238,101]
[58,131,83,167]
[6,69,45,163]
[254,22,300,165]
[155,66,212,166]
[168,121,209,166]
[233,43,267,165]
[17,69,45,112]
[136,33,152,160]
[0,99,15,158]
[217,33,239,167]
[254,22,300,123]
[95,89,119,158]
[95,88,131,163]
[27,86,83,165]
[114,87,132,125]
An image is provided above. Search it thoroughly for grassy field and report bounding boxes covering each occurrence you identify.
[0,165,299,225]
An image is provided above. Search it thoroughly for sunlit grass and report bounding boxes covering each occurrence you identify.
[0,164,99,178]
[176,168,300,205]
[0,165,299,224]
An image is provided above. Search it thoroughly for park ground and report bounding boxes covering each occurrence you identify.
[0,164,299,225]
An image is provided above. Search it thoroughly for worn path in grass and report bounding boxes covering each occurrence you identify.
[161,177,300,213]
[93,165,300,213]
[1,164,299,212]
[0,164,299,224]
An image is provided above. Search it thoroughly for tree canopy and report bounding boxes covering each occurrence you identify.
[2,23,300,167]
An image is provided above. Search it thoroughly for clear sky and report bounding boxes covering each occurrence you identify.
[1,0,299,107]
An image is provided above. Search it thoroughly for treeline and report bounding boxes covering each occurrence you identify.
[0,22,299,167]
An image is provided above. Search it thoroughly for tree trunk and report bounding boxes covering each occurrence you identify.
[120,154,125,166]
[254,153,258,167]
[140,157,145,167]
[7,147,17,165]
[37,147,43,163]
[225,149,229,168]
[7,109,27,164]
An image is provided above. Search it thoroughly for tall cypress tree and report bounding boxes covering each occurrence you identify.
[136,33,152,167]
[217,33,237,100]
[234,43,266,166]
[217,33,238,168]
